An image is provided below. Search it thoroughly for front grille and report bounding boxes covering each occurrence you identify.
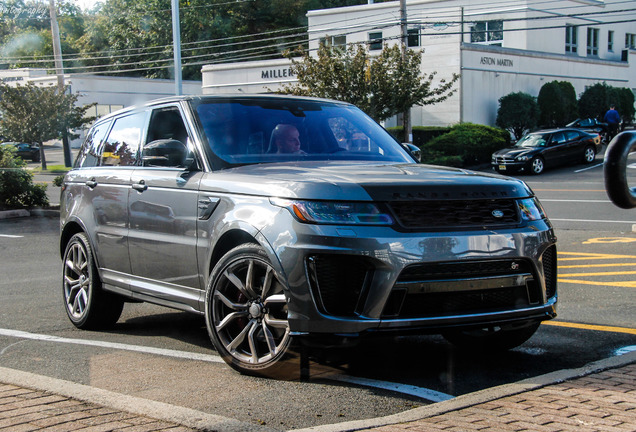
[542,245,557,299]
[306,255,371,317]
[389,199,519,230]
[493,156,515,164]
[398,259,533,282]
[382,259,541,319]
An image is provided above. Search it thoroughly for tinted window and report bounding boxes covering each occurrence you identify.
[142,107,195,168]
[101,112,146,167]
[551,132,566,145]
[76,120,111,168]
[193,99,412,168]
[564,130,580,141]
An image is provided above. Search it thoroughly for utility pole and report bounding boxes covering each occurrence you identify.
[171,0,183,96]
[399,0,412,143]
[49,0,70,168]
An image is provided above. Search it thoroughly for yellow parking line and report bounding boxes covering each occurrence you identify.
[559,252,636,260]
[543,321,636,335]
[558,278,636,288]
[560,263,636,269]
[559,271,636,277]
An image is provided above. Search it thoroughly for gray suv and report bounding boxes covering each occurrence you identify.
[60,95,557,376]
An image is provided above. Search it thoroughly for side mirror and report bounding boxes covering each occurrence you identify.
[142,139,190,168]
[402,143,421,162]
[604,131,636,209]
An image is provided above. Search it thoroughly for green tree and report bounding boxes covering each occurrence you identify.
[280,43,458,122]
[537,80,577,127]
[578,82,635,125]
[0,83,96,169]
[496,92,539,140]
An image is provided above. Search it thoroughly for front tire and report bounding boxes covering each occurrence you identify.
[62,233,124,329]
[205,244,294,377]
[530,156,545,175]
[443,321,541,351]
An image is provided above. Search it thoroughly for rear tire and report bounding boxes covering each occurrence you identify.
[583,146,596,164]
[442,321,541,351]
[62,233,124,329]
[205,244,297,378]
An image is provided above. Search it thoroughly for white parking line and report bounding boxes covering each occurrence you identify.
[540,199,611,203]
[0,234,23,238]
[329,374,454,402]
[574,163,603,173]
[0,328,225,363]
[0,328,452,402]
[550,218,636,224]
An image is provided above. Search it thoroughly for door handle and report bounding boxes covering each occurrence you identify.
[85,179,97,188]
[132,180,148,192]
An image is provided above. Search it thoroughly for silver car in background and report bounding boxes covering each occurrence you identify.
[60,95,557,377]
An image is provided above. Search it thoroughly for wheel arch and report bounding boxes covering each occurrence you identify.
[60,220,86,259]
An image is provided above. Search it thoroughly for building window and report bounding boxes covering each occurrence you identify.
[369,32,383,50]
[565,25,578,54]
[608,30,614,52]
[587,28,599,56]
[470,20,503,45]
[627,33,636,49]
[319,35,346,47]
[407,28,420,47]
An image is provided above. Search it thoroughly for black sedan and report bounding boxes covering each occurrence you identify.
[491,128,601,175]
[1,142,41,162]
[566,118,607,134]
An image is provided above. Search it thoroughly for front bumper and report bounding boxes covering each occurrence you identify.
[260,210,557,337]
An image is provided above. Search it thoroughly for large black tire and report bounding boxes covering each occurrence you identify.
[62,233,124,329]
[530,156,545,175]
[442,321,541,351]
[604,132,636,209]
[205,244,297,378]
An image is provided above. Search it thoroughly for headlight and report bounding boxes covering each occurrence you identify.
[517,197,546,221]
[271,198,393,225]
[516,155,530,162]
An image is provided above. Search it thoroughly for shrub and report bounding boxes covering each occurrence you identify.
[538,81,578,128]
[422,123,510,167]
[0,145,49,210]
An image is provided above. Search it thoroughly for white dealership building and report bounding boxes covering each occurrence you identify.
[202,0,636,128]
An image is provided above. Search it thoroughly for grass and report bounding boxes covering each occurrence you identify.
[31,165,70,174]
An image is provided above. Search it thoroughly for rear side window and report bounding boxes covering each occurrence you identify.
[564,130,580,141]
[75,121,111,168]
[101,112,146,166]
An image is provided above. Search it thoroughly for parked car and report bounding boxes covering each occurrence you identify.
[60,95,557,377]
[1,141,41,162]
[566,118,607,134]
[491,128,601,175]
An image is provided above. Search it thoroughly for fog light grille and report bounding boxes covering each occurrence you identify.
[307,255,371,317]
[542,245,557,299]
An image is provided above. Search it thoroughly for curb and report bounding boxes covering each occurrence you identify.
[0,366,277,432]
[0,207,59,220]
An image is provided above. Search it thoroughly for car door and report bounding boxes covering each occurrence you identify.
[127,104,204,311]
[543,131,569,167]
[74,112,146,290]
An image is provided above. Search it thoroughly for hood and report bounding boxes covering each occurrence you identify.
[493,147,537,158]
[199,161,534,201]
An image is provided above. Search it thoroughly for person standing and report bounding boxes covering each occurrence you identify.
[603,104,621,141]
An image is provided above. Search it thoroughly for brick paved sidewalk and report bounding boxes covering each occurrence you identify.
[367,363,636,432]
[0,383,197,432]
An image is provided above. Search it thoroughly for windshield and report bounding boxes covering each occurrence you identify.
[516,133,548,148]
[192,98,413,167]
